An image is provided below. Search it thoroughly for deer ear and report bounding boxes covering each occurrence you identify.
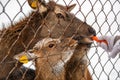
[28,0,47,13]
[14,49,37,64]
[66,38,78,47]
[28,0,38,9]
[67,4,76,12]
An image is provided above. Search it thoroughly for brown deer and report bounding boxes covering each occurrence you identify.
[8,67,35,80]
[14,37,92,80]
[0,0,96,79]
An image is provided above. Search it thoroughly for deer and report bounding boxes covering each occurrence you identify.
[8,67,35,80]
[0,0,96,79]
[14,37,92,80]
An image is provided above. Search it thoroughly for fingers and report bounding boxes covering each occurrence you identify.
[98,36,114,43]
[110,46,120,58]
[97,36,115,51]
[97,42,109,51]
[109,40,120,58]
[97,36,120,59]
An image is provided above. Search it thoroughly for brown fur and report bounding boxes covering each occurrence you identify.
[14,38,92,80]
[65,44,92,80]
[0,0,95,79]
[8,67,35,80]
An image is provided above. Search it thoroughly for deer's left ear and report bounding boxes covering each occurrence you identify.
[28,0,48,13]
[28,0,38,9]
[14,49,36,64]
[67,4,76,12]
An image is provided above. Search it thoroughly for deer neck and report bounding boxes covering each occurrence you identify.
[35,49,75,80]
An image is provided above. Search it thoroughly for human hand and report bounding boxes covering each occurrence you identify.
[110,39,120,58]
[97,36,115,52]
[93,36,120,58]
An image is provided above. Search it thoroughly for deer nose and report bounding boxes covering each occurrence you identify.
[88,27,96,36]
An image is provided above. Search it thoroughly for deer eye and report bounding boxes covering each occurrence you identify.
[56,13,65,19]
[48,44,55,48]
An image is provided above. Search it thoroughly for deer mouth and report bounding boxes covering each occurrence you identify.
[73,35,94,45]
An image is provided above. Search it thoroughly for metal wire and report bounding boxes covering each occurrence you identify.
[0,0,120,80]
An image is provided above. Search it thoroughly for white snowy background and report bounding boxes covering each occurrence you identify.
[0,0,120,80]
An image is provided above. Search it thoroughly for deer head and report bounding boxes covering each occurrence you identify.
[26,0,96,42]
[14,37,78,80]
[0,0,95,79]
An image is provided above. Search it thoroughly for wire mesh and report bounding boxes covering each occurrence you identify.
[0,0,120,80]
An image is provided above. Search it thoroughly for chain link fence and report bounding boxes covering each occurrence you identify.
[0,0,120,80]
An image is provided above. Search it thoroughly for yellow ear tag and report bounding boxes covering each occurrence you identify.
[19,55,29,64]
[31,0,38,9]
